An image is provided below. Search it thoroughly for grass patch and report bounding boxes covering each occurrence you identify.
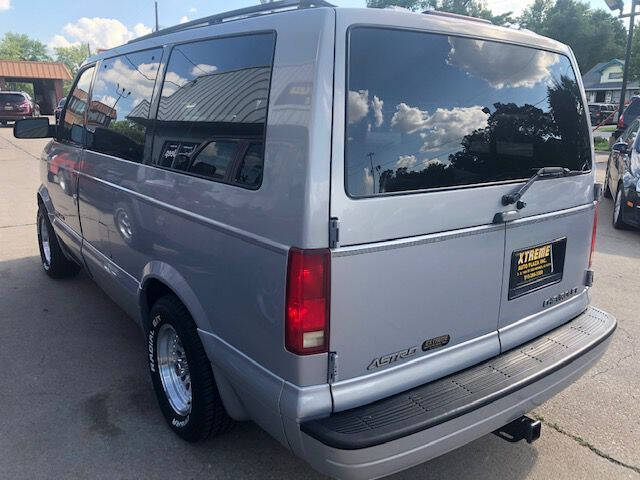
[595,125,615,133]
[594,137,610,152]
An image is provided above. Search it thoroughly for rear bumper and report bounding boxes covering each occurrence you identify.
[0,113,29,121]
[288,306,615,480]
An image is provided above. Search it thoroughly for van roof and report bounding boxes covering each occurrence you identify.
[86,1,570,64]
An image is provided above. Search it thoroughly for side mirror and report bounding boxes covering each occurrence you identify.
[13,117,55,139]
[612,142,630,154]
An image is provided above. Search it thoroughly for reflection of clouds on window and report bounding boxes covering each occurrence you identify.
[348,90,369,124]
[191,63,217,75]
[447,38,559,89]
[372,95,384,127]
[99,95,117,107]
[395,154,417,170]
[419,106,489,151]
[363,166,374,194]
[99,59,160,108]
[161,71,190,96]
[391,103,488,151]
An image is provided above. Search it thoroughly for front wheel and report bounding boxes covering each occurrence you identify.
[603,163,612,199]
[613,187,628,230]
[37,205,80,278]
[147,294,232,442]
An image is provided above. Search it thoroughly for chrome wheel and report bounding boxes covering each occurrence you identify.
[39,214,51,266]
[157,324,192,416]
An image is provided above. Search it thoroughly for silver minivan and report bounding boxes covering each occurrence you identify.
[14,2,616,478]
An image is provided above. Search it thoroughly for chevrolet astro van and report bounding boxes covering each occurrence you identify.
[14,1,616,478]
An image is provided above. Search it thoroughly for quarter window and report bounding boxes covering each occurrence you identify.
[152,32,275,186]
[86,49,162,162]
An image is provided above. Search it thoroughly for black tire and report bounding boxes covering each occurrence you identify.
[613,186,628,230]
[603,162,612,199]
[147,294,232,442]
[37,204,81,278]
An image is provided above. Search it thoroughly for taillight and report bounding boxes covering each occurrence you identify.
[18,100,31,113]
[618,113,625,129]
[285,248,330,355]
[589,203,598,268]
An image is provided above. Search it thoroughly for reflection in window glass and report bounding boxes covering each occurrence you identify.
[59,66,94,144]
[152,33,275,188]
[345,28,591,197]
[235,143,263,188]
[86,49,162,162]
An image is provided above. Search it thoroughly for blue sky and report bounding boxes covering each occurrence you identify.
[0,0,615,52]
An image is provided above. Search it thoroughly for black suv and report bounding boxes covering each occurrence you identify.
[613,96,640,140]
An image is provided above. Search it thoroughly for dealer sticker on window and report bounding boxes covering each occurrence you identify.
[509,238,566,300]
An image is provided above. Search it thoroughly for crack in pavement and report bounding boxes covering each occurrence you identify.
[0,223,36,229]
[533,413,640,475]
[0,134,41,160]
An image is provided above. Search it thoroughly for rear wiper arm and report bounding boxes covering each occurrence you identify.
[502,167,571,209]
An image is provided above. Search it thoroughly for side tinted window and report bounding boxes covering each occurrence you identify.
[59,66,94,144]
[86,49,162,162]
[152,33,275,187]
[345,28,591,197]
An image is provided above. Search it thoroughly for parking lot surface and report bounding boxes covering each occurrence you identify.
[1,125,639,479]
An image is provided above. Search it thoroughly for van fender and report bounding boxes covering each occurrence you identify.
[139,261,251,421]
[139,261,212,333]
[37,184,54,220]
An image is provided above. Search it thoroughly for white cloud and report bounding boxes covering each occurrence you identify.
[396,154,417,170]
[93,59,161,107]
[372,95,384,128]
[391,103,489,152]
[0,0,11,11]
[188,7,197,13]
[98,95,117,107]
[420,106,489,151]
[363,167,374,194]
[486,0,532,17]
[191,63,217,76]
[49,17,153,52]
[448,37,559,89]
[179,16,189,24]
[348,90,369,124]
[161,71,190,96]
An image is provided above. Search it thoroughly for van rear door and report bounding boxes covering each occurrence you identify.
[328,14,593,411]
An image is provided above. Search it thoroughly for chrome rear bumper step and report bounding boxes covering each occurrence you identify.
[301,306,615,450]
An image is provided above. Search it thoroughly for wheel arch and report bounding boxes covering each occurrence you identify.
[139,261,250,421]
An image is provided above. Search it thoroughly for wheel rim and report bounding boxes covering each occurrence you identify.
[614,189,622,223]
[157,324,192,416]
[39,215,51,266]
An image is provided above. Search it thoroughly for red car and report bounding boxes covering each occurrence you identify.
[0,91,40,126]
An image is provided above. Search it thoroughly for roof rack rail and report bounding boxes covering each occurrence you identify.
[129,0,335,45]
[422,9,492,25]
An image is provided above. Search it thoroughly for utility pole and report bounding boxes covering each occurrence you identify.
[367,152,376,194]
[607,0,637,120]
[155,1,159,32]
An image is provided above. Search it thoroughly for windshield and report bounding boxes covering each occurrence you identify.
[345,28,592,197]
[0,93,25,105]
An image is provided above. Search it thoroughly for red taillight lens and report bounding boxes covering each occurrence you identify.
[18,100,31,113]
[285,248,330,355]
[618,114,625,129]
[589,203,598,268]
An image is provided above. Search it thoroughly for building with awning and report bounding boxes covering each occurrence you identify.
[0,60,72,114]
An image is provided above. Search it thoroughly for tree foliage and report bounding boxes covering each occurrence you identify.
[0,32,51,61]
[54,45,89,77]
[518,0,626,73]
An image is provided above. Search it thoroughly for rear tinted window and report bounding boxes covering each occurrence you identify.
[152,32,274,187]
[0,93,25,105]
[625,100,640,116]
[345,28,591,197]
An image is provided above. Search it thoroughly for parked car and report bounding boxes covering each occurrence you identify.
[589,103,617,126]
[613,96,640,140]
[0,91,40,126]
[54,97,66,124]
[13,4,616,479]
[605,118,640,229]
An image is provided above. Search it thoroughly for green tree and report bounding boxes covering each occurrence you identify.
[366,0,514,26]
[0,32,51,61]
[518,0,626,72]
[54,44,89,77]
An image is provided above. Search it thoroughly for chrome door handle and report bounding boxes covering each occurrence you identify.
[493,210,519,223]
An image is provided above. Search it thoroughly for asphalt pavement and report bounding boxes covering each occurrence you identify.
[0,126,638,479]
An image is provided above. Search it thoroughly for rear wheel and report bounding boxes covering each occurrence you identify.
[613,187,628,229]
[147,294,232,442]
[37,204,81,278]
